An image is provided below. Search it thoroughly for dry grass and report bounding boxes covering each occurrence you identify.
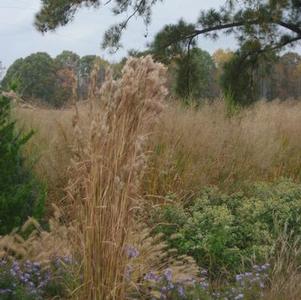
[14,97,301,220]
[143,99,301,197]
[13,105,73,208]
[16,99,301,205]
[0,205,72,264]
[13,103,90,213]
[264,231,301,300]
[67,56,167,299]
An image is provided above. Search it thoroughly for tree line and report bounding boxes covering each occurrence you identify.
[1,51,108,107]
[1,46,301,107]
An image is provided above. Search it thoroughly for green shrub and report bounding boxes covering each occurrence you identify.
[0,94,45,235]
[153,179,301,276]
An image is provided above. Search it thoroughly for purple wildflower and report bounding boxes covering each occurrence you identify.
[163,269,172,282]
[178,285,185,297]
[126,246,140,259]
[144,272,161,282]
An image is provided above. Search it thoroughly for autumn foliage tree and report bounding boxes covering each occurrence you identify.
[212,49,234,81]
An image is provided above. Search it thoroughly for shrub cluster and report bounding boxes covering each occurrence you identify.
[153,179,301,276]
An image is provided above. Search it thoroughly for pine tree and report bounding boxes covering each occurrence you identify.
[0,94,45,235]
[35,0,301,53]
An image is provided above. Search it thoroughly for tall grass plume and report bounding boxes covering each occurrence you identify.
[67,56,167,299]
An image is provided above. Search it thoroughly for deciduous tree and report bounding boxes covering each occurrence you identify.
[2,53,64,107]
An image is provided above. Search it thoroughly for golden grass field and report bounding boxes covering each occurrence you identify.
[15,99,301,206]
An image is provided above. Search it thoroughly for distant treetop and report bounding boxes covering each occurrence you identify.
[1,51,109,107]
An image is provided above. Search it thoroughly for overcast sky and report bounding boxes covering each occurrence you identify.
[0,0,239,68]
[0,0,300,70]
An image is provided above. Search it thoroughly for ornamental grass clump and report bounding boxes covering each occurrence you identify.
[68,56,167,299]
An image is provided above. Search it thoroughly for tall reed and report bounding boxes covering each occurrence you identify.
[68,56,167,299]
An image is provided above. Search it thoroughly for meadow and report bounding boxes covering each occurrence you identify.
[1,56,301,299]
